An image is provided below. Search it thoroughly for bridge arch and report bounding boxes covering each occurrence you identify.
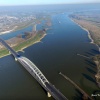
[18,57,49,86]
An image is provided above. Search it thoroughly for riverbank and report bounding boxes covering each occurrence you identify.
[70,18,94,43]
[0,30,46,58]
[0,26,18,35]
[0,22,36,36]
[69,16,100,88]
[70,18,100,52]
[16,32,46,51]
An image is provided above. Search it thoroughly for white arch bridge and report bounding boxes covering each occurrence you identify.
[0,38,68,100]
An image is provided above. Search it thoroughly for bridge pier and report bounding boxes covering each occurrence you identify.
[15,58,17,61]
[0,37,68,100]
[9,51,11,54]
[47,92,51,97]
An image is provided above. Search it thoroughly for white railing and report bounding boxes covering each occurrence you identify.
[18,57,49,86]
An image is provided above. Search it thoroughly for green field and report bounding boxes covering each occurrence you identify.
[0,32,46,58]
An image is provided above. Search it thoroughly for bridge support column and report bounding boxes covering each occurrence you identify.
[15,58,17,61]
[9,51,10,54]
[47,92,51,97]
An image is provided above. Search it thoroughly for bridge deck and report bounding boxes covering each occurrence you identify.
[45,82,67,100]
[0,38,68,100]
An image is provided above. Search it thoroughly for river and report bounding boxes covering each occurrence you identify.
[0,13,100,100]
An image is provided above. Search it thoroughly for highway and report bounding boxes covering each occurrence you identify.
[45,82,67,100]
[0,38,68,100]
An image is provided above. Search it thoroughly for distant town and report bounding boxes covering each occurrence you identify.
[0,9,52,34]
[0,13,36,34]
[0,10,52,58]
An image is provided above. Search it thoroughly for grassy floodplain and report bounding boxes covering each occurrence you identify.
[0,31,46,58]
[0,13,52,58]
[69,11,100,46]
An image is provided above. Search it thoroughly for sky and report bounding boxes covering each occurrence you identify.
[0,0,100,6]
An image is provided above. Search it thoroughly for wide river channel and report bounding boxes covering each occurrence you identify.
[0,13,100,100]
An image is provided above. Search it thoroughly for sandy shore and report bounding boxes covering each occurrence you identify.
[70,18,100,52]
[0,23,45,59]
[0,22,37,35]
[0,53,11,59]
[19,33,47,51]
[0,26,18,35]
[0,33,47,58]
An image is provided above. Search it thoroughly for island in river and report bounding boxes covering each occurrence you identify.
[69,11,100,87]
[0,19,51,59]
[0,29,46,58]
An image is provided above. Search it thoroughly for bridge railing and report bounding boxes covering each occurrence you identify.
[18,57,49,86]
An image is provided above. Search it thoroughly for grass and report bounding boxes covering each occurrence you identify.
[0,49,9,57]
[13,32,45,51]
[0,15,51,58]
[0,32,46,58]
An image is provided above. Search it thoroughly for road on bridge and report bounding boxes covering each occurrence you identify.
[0,38,68,100]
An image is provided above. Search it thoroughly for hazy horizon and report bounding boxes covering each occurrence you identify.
[0,0,100,6]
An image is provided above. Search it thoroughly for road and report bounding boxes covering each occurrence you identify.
[45,82,67,100]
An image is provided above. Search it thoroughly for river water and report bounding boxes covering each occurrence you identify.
[0,13,100,100]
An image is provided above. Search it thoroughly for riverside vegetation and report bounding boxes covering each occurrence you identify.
[0,15,52,58]
[69,11,100,87]
[0,30,46,58]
